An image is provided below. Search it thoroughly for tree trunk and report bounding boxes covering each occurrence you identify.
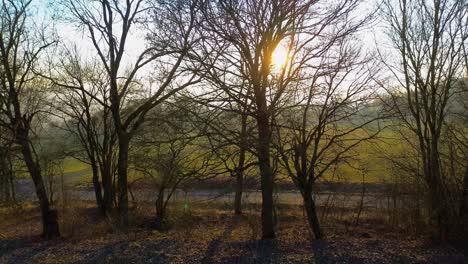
[155,188,166,230]
[19,137,60,238]
[90,161,104,213]
[302,190,324,240]
[101,162,114,214]
[256,110,275,239]
[8,156,15,203]
[117,135,130,227]
[155,190,164,220]
[234,170,244,215]
[461,166,468,238]
[100,109,115,214]
[0,147,14,204]
[234,113,248,215]
[427,144,448,242]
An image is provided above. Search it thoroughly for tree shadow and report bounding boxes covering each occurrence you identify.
[309,239,465,264]
[203,236,279,264]
[311,240,371,264]
[201,220,239,264]
[0,236,57,264]
[254,239,278,263]
[81,241,130,263]
[78,239,175,263]
[310,240,332,264]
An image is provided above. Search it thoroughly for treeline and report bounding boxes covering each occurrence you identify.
[0,0,466,243]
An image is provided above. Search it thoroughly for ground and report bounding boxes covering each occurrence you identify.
[0,201,466,264]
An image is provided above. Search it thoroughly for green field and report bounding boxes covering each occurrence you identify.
[16,130,411,185]
[62,158,89,174]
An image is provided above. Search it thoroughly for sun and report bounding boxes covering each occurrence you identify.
[271,44,290,71]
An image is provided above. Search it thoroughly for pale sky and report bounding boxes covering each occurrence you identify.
[37,0,388,69]
[32,0,396,94]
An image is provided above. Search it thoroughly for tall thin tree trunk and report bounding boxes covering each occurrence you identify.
[256,111,275,239]
[117,135,130,227]
[234,113,248,215]
[302,189,323,239]
[428,145,447,241]
[0,147,12,204]
[8,158,15,203]
[19,137,60,238]
[101,110,114,214]
[101,163,113,214]
[155,188,166,230]
[90,161,103,213]
[460,166,468,238]
[155,190,165,220]
[234,170,244,215]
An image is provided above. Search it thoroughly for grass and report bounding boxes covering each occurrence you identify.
[318,130,410,183]
[15,129,414,186]
[64,132,409,186]
[62,158,89,174]
[15,158,90,180]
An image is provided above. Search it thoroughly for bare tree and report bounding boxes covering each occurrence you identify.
[62,0,205,226]
[132,99,215,229]
[200,0,372,239]
[185,87,258,215]
[39,147,65,205]
[204,107,257,215]
[44,46,118,215]
[381,0,467,240]
[200,0,313,239]
[0,0,59,238]
[275,44,383,239]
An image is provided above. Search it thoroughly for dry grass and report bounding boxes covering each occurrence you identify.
[0,200,465,264]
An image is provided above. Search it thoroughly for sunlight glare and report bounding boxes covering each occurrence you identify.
[271,45,289,72]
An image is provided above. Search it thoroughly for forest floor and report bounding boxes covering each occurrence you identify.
[0,201,466,264]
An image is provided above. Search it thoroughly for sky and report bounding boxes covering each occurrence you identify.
[30,0,396,93]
